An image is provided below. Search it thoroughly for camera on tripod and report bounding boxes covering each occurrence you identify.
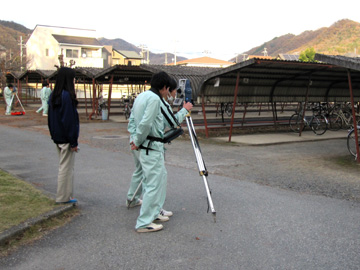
[173,79,193,107]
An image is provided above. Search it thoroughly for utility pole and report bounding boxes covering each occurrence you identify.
[18,36,26,71]
[139,44,148,64]
[173,40,178,65]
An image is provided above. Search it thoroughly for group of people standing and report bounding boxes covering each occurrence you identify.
[43,67,192,233]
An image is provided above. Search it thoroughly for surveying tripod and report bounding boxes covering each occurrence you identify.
[9,92,26,114]
[127,111,216,222]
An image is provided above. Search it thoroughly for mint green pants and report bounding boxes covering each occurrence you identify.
[134,149,167,230]
[127,149,143,204]
[36,100,49,114]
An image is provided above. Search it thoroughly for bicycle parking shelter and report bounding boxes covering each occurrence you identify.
[197,54,360,162]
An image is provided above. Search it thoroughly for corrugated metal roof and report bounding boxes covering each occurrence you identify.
[314,54,360,71]
[52,34,102,47]
[141,65,221,98]
[198,57,360,103]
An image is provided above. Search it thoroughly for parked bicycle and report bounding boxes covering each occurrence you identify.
[124,99,131,120]
[217,102,233,122]
[289,104,328,135]
[347,125,360,158]
[329,103,360,130]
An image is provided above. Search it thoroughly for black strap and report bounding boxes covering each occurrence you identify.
[149,88,181,127]
[140,88,182,155]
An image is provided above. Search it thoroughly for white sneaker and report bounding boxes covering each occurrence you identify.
[153,213,169,222]
[126,199,142,208]
[160,209,173,217]
[136,223,163,233]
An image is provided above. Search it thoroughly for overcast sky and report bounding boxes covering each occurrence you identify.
[2,0,359,60]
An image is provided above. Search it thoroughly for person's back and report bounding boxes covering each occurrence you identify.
[128,90,164,153]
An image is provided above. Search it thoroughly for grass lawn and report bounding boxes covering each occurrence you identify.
[0,169,79,256]
[0,169,56,233]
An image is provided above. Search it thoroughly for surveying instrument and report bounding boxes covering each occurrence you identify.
[9,89,26,115]
[127,79,216,222]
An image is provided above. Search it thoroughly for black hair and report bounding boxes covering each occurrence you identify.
[169,77,178,92]
[8,83,13,88]
[42,82,49,87]
[150,71,172,91]
[51,67,78,107]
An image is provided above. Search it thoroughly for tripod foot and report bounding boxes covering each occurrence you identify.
[212,212,216,223]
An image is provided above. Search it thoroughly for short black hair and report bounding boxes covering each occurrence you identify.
[150,71,172,91]
[169,78,178,92]
[42,82,49,87]
[8,83,13,88]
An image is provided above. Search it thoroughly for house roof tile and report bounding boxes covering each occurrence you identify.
[52,34,102,47]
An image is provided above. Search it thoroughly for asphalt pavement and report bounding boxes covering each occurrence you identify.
[0,119,360,270]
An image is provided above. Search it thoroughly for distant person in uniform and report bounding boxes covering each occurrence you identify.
[4,84,14,115]
[36,82,52,116]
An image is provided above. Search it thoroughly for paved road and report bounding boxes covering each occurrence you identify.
[0,122,360,270]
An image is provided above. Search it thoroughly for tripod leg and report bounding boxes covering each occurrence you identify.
[186,115,216,222]
[127,179,142,209]
[15,93,26,113]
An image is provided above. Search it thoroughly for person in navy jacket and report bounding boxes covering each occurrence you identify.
[48,67,79,204]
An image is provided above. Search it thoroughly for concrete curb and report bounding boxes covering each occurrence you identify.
[0,203,76,246]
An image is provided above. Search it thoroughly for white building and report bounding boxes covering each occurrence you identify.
[26,25,104,70]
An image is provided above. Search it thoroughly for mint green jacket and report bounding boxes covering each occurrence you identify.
[128,90,189,152]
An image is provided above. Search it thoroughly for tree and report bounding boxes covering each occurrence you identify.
[299,47,316,62]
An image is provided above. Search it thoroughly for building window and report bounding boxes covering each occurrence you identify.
[66,49,79,58]
[45,49,49,57]
[81,49,93,58]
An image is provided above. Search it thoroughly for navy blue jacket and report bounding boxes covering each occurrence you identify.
[48,91,79,148]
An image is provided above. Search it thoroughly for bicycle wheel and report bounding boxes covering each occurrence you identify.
[225,103,233,116]
[328,113,342,131]
[347,128,360,157]
[289,113,302,133]
[124,108,130,120]
[311,114,327,135]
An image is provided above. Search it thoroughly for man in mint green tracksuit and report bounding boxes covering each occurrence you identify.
[127,78,193,220]
[128,72,180,233]
[36,82,52,116]
[4,84,14,115]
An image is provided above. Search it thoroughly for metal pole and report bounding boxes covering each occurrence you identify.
[229,72,240,142]
[299,78,311,137]
[347,70,360,163]
[107,75,114,120]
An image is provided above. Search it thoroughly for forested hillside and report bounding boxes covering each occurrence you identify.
[242,19,360,58]
[0,20,30,54]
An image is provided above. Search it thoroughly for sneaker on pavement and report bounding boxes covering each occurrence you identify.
[160,209,173,217]
[126,199,142,208]
[153,213,169,222]
[136,223,163,233]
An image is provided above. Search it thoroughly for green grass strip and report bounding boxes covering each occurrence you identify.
[0,169,55,233]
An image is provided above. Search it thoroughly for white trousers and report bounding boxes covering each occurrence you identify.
[56,143,75,202]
